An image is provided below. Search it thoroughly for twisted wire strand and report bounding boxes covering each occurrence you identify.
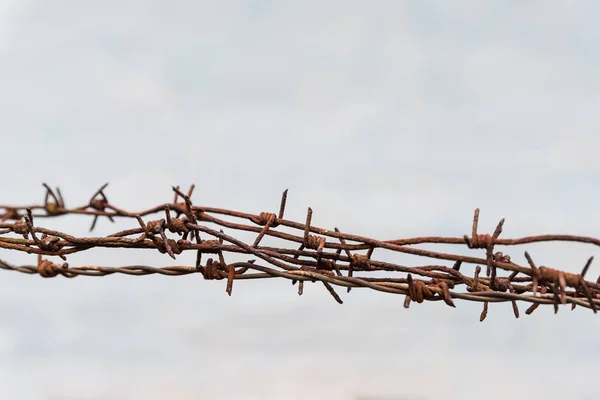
[1,183,599,320]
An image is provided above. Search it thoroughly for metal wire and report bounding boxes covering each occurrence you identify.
[1,183,599,321]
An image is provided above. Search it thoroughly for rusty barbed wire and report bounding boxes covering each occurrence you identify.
[1,183,600,321]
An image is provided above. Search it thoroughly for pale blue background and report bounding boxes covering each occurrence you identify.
[0,1,599,399]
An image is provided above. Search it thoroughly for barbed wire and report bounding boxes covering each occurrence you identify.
[1,183,599,321]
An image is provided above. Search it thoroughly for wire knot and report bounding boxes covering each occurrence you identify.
[45,202,60,215]
[316,259,334,271]
[90,198,108,212]
[156,239,183,256]
[493,251,511,263]
[12,220,28,236]
[537,266,579,287]
[407,275,435,303]
[305,234,325,252]
[37,258,59,278]
[406,275,456,307]
[167,217,189,234]
[252,212,278,227]
[351,253,371,269]
[38,234,62,252]
[1,208,20,222]
[202,258,225,280]
[145,219,165,234]
[465,233,493,249]
[493,277,512,292]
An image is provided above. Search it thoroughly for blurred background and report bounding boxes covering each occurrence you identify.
[1,1,599,399]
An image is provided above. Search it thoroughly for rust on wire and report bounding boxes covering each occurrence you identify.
[0,183,599,321]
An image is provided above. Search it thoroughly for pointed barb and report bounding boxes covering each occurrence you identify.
[278,189,288,219]
[480,301,488,322]
[581,257,594,278]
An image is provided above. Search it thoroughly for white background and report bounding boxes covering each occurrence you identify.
[0,1,599,399]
